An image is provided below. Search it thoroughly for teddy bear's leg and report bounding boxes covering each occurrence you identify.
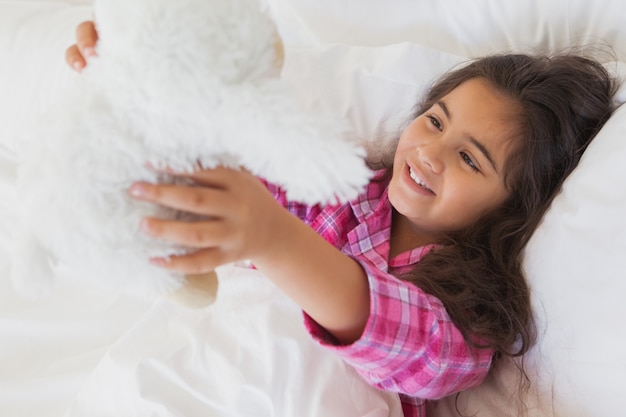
[169,271,219,309]
[11,232,55,299]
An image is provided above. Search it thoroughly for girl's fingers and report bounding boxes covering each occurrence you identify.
[141,217,227,248]
[129,182,231,217]
[67,21,98,71]
[75,20,99,55]
[151,247,227,275]
[150,165,242,188]
[65,44,85,72]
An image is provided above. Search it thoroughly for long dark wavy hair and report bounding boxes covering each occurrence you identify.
[395,53,617,360]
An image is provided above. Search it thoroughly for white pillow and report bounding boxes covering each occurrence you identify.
[268,0,626,59]
[522,71,626,416]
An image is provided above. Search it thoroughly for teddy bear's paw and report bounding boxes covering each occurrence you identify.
[255,137,372,206]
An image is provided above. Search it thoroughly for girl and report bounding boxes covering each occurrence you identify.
[67,24,617,417]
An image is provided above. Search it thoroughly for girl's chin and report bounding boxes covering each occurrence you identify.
[388,188,420,217]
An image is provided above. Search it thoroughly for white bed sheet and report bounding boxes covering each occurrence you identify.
[0,149,153,416]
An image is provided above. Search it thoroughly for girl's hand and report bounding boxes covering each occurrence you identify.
[65,20,99,72]
[129,166,288,274]
[130,165,370,344]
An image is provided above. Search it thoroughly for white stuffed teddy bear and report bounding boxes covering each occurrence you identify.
[11,0,370,300]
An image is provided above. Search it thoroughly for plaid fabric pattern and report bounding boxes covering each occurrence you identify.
[262,171,494,417]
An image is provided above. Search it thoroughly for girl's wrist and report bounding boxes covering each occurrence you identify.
[250,210,370,345]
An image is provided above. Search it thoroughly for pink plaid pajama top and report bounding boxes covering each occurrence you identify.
[263,170,494,417]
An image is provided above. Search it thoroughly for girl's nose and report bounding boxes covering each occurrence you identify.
[417,141,444,174]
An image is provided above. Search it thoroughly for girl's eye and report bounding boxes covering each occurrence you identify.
[426,115,443,131]
[461,152,480,172]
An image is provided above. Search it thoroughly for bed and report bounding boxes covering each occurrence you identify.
[1,0,625,416]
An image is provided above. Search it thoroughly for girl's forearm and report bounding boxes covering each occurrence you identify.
[252,211,370,345]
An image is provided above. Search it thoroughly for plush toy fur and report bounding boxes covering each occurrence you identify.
[11,0,370,300]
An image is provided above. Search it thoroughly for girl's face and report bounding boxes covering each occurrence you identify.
[389,78,519,242]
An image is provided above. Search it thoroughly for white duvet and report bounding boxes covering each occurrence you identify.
[62,265,401,417]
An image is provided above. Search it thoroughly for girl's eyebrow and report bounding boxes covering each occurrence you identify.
[436,100,499,173]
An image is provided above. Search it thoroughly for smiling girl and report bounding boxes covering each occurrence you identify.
[68,25,616,417]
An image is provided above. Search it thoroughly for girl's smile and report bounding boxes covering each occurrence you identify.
[405,164,436,196]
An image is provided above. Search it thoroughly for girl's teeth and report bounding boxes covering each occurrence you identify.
[409,167,432,192]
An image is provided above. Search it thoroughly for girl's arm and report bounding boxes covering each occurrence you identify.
[130,167,370,344]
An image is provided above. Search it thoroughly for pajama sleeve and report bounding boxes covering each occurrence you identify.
[259,179,323,223]
[303,261,494,400]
